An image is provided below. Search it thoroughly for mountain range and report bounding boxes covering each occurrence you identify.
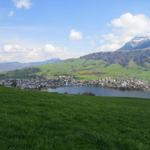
[81,49,150,67]
[0,58,61,72]
[0,36,150,81]
[82,36,150,66]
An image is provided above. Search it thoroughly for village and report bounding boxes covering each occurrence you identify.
[0,76,150,91]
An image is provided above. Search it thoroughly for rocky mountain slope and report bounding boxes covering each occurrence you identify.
[81,49,150,67]
[81,37,150,67]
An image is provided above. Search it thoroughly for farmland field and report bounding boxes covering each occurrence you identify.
[0,87,150,150]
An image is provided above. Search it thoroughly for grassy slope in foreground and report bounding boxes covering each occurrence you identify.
[0,87,150,150]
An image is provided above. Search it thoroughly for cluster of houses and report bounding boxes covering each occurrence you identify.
[0,76,150,91]
[72,78,150,91]
[0,76,72,89]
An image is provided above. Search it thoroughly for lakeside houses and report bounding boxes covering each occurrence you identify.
[0,76,150,91]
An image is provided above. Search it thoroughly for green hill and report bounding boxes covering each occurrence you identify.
[0,87,150,150]
[1,58,150,81]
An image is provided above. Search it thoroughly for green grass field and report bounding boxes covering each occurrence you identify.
[0,87,150,150]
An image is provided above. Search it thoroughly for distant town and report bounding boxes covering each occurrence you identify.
[0,76,150,91]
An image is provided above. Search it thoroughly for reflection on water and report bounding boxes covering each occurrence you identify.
[47,86,150,99]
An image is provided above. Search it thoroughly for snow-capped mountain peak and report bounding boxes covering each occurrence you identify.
[118,36,150,51]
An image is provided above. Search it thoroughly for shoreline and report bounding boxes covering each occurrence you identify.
[0,77,150,92]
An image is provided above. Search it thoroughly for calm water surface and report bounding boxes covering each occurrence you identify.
[47,86,150,99]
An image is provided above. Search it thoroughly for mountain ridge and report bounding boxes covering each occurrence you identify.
[118,36,150,51]
[0,58,61,72]
[81,49,150,67]
[81,36,150,66]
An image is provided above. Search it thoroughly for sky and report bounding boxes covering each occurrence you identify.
[1,0,150,62]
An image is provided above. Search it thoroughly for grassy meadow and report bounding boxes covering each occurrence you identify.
[0,87,150,149]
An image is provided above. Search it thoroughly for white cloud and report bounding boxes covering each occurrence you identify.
[44,44,57,52]
[69,29,83,41]
[98,13,150,52]
[3,44,21,52]
[8,11,15,17]
[0,43,75,62]
[12,0,32,9]
[26,44,61,61]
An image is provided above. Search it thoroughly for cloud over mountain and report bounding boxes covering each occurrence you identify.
[0,43,74,62]
[98,13,150,52]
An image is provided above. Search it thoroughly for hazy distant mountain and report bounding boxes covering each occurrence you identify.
[0,58,61,72]
[118,36,150,51]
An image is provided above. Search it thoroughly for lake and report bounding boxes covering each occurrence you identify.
[47,86,150,99]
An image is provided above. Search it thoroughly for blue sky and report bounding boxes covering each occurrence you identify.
[1,0,150,62]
